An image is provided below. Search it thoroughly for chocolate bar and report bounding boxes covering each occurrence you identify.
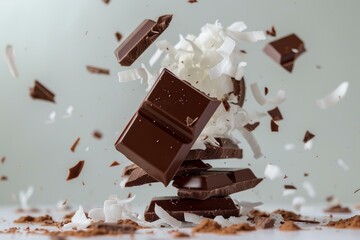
[115,15,172,66]
[263,34,305,72]
[173,168,262,200]
[123,160,211,187]
[144,196,239,222]
[185,138,242,161]
[115,68,220,185]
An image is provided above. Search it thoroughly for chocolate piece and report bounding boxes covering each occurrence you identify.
[231,77,246,107]
[66,160,85,181]
[93,130,103,139]
[1,156,5,164]
[86,66,110,75]
[267,107,283,121]
[243,122,260,132]
[174,168,262,200]
[270,120,279,132]
[188,0,197,3]
[222,99,230,111]
[263,34,306,72]
[109,161,120,167]
[0,175,8,181]
[144,196,239,222]
[303,130,315,143]
[115,32,122,41]
[185,138,242,160]
[266,26,276,37]
[284,185,297,190]
[70,137,80,152]
[115,68,220,185]
[30,80,55,103]
[115,15,172,66]
[264,87,269,95]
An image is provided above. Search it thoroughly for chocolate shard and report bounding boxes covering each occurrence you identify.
[86,65,110,75]
[70,137,80,152]
[109,161,120,167]
[115,15,173,66]
[66,160,85,181]
[30,80,55,103]
[303,130,315,143]
[115,32,123,42]
[185,138,242,161]
[266,26,277,37]
[174,168,262,200]
[284,185,297,190]
[243,122,260,132]
[115,69,220,185]
[263,34,306,72]
[231,77,246,107]
[271,120,279,132]
[144,196,239,222]
[267,107,283,121]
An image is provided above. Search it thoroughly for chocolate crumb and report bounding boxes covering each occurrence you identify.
[192,219,255,235]
[303,130,315,143]
[110,161,120,167]
[115,32,122,41]
[86,65,110,75]
[284,185,297,190]
[240,50,247,54]
[188,0,197,3]
[70,137,80,152]
[271,120,279,132]
[267,107,283,121]
[30,80,56,103]
[266,26,277,37]
[93,130,103,139]
[14,215,54,224]
[327,215,360,229]
[1,156,5,164]
[243,122,260,132]
[279,221,301,231]
[304,173,309,177]
[0,175,8,181]
[264,87,269,95]
[249,209,270,218]
[324,204,352,213]
[354,188,360,194]
[66,160,85,181]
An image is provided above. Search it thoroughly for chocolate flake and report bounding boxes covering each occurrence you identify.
[243,122,260,132]
[354,188,360,194]
[270,120,279,132]
[30,80,55,103]
[0,175,8,181]
[86,65,110,75]
[1,156,5,164]
[115,32,122,41]
[264,87,269,95]
[186,116,199,127]
[93,130,103,139]
[304,172,309,177]
[70,137,80,152]
[110,161,120,167]
[240,50,247,54]
[66,160,85,181]
[102,0,110,4]
[188,0,197,3]
[284,185,297,190]
[267,107,283,121]
[222,99,231,111]
[303,131,315,143]
[266,26,277,37]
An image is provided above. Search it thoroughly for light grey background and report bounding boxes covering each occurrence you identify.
[0,0,359,207]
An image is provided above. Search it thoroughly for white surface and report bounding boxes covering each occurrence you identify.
[0,0,360,206]
[0,205,359,240]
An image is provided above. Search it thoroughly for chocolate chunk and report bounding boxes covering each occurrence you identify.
[175,168,262,200]
[0,175,8,181]
[231,77,246,107]
[66,160,85,181]
[115,32,122,41]
[115,15,172,66]
[125,167,157,187]
[30,80,55,103]
[270,120,279,132]
[284,185,297,190]
[186,138,242,160]
[263,34,306,72]
[115,68,220,185]
[266,26,277,37]
[86,66,110,75]
[1,156,5,164]
[70,137,80,152]
[303,131,315,143]
[188,0,197,3]
[264,87,269,95]
[267,107,283,121]
[144,196,239,222]
[109,161,120,167]
[243,122,260,132]
[93,130,103,139]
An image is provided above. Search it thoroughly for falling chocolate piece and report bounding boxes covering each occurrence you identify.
[267,107,283,121]
[30,80,55,103]
[102,0,110,4]
[66,160,85,181]
[115,68,220,185]
[115,32,123,42]
[86,65,110,75]
[303,131,315,143]
[222,99,230,112]
[125,167,158,187]
[231,77,246,107]
[93,130,103,139]
[1,156,5,164]
[188,0,197,3]
[186,138,242,161]
[243,122,260,132]
[70,137,80,152]
[0,175,8,181]
[263,34,306,72]
[109,161,120,167]
[266,26,277,37]
[115,15,173,66]
[264,87,269,96]
[284,185,297,190]
[271,120,279,132]
[144,196,239,221]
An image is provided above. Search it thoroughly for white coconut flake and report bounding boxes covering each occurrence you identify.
[216,37,236,57]
[19,186,34,210]
[154,204,182,228]
[284,143,295,151]
[302,181,316,198]
[85,146,90,152]
[190,138,206,150]
[337,158,350,171]
[117,194,136,204]
[234,200,263,215]
[304,139,313,150]
[214,216,232,227]
[63,206,91,230]
[118,68,148,83]
[62,105,74,118]
[316,82,349,109]
[45,111,56,124]
[149,48,163,67]
[232,128,263,159]
[184,212,204,224]
[227,21,247,32]
[283,189,296,197]
[250,83,286,106]
[119,177,128,189]
[56,199,70,210]
[292,196,306,211]
[264,164,283,180]
[88,208,105,222]
[5,45,19,78]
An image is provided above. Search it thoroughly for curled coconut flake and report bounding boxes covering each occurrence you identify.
[316,82,349,109]
[118,68,148,83]
[264,164,283,180]
[250,83,286,106]
[45,111,56,124]
[117,194,136,204]
[154,204,182,228]
[63,206,91,230]
[19,186,34,210]
[226,21,247,32]
[5,45,19,78]
[214,215,232,227]
[337,158,350,171]
[149,48,163,67]
[184,212,204,224]
[62,105,74,118]
[302,181,316,198]
[88,208,105,222]
[232,128,263,159]
[292,196,306,212]
[216,37,236,58]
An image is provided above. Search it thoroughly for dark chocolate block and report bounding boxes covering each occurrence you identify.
[144,196,239,222]
[185,138,242,161]
[115,68,220,185]
[263,34,305,72]
[115,15,172,66]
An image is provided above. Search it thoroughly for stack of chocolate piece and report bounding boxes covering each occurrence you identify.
[115,68,262,221]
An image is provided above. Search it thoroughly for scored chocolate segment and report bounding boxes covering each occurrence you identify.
[263,34,306,72]
[115,15,172,66]
[115,68,220,186]
[144,196,239,222]
[185,138,242,161]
